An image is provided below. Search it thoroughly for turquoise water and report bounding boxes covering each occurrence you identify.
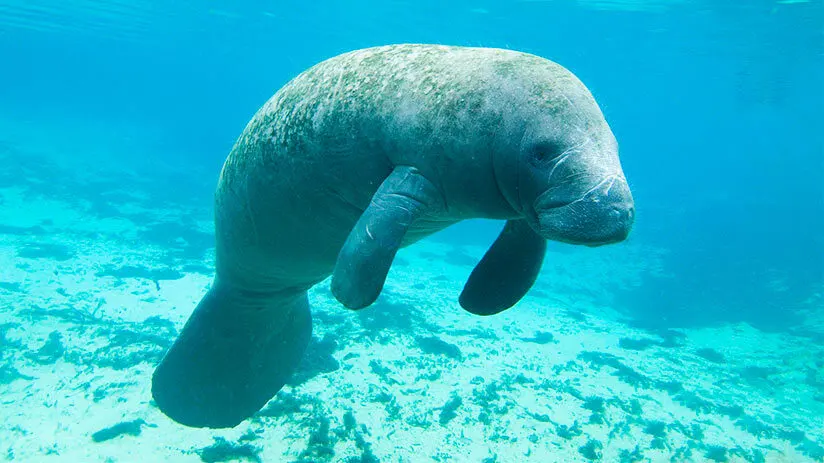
[0,1,822,462]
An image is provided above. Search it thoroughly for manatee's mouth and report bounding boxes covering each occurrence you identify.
[533,175,635,246]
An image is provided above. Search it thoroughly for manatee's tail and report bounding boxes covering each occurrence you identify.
[151,282,312,428]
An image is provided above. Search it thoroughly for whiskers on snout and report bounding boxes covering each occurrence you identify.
[536,175,634,246]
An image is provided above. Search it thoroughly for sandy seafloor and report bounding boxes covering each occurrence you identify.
[0,125,822,463]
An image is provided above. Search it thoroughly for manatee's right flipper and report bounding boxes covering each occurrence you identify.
[151,282,311,428]
[459,219,547,316]
[331,166,443,310]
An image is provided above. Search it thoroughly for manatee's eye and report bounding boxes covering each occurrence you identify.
[529,141,564,166]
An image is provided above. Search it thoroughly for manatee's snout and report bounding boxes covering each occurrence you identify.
[535,175,634,246]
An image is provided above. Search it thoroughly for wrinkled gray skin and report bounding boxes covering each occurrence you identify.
[151,44,634,429]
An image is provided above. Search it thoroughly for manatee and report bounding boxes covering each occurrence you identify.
[151,44,634,428]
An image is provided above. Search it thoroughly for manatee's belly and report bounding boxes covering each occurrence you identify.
[215,155,457,294]
[214,171,358,287]
[214,140,454,289]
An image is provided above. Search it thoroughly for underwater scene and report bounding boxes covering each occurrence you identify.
[0,0,822,462]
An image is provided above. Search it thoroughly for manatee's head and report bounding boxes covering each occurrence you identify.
[521,127,634,246]
[496,62,635,246]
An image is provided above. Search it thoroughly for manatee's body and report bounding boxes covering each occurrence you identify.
[152,44,634,428]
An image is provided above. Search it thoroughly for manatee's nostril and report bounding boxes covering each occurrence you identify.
[606,204,634,243]
[609,204,631,220]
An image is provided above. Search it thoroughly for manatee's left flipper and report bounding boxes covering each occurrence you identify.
[459,219,547,316]
[332,166,443,309]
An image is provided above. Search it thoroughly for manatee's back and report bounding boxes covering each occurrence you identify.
[225,44,578,167]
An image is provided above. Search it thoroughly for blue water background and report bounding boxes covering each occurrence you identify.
[0,0,822,334]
